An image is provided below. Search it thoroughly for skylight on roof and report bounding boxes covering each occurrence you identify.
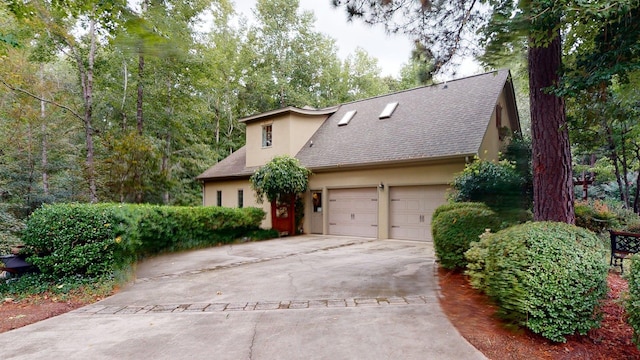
[379,102,399,119]
[338,110,357,126]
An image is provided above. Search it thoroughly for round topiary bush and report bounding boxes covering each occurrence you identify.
[431,204,499,270]
[465,221,608,342]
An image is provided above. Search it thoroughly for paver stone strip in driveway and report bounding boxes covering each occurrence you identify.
[0,235,485,360]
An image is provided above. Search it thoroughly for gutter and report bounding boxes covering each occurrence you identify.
[305,153,474,173]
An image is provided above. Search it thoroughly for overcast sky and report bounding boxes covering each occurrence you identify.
[233,0,426,78]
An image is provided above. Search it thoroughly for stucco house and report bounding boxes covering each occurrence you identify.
[197,69,521,241]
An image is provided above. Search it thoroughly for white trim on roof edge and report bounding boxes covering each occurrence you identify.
[239,105,339,124]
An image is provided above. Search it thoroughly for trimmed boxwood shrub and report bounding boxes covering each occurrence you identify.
[465,222,608,342]
[431,203,500,270]
[20,203,126,278]
[464,228,493,291]
[117,205,266,256]
[431,202,490,221]
[21,203,265,278]
[627,255,640,349]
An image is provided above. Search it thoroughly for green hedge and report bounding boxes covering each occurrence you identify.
[431,202,490,221]
[627,256,640,349]
[431,203,500,270]
[21,203,265,278]
[449,158,525,210]
[465,222,608,342]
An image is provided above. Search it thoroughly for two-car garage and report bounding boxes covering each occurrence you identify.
[326,185,448,241]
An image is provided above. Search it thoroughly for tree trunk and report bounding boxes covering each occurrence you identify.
[121,60,128,131]
[27,122,34,208]
[632,145,640,213]
[136,53,144,135]
[620,122,631,206]
[528,30,575,223]
[41,113,49,198]
[633,159,640,213]
[602,118,629,207]
[162,133,171,204]
[85,16,98,203]
[40,65,49,198]
[134,52,145,204]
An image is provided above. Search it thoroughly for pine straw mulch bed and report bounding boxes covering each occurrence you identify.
[438,268,640,359]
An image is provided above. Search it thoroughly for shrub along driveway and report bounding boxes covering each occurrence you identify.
[0,236,484,360]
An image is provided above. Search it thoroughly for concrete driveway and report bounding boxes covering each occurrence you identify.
[0,236,485,360]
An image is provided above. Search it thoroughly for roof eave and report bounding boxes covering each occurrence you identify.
[197,173,253,182]
[504,71,523,136]
[239,105,340,124]
[306,153,474,173]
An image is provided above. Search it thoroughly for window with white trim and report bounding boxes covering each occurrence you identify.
[262,125,273,147]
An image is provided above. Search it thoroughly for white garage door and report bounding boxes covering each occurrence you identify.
[389,185,448,241]
[328,188,378,237]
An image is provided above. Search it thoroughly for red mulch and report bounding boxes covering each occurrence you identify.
[438,268,640,359]
[0,297,85,333]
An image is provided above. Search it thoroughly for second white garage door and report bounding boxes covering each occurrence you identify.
[389,185,448,241]
[328,188,378,237]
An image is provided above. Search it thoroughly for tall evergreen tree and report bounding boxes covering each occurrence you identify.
[333,0,640,223]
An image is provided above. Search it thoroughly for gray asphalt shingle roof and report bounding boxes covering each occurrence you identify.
[196,146,255,180]
[295,69,510,169]
[197,69,513,181]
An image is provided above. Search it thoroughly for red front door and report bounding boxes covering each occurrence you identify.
[271,195,295,236]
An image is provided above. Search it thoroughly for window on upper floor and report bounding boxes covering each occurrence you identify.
[262,125,273,147]
[496,104,505,140]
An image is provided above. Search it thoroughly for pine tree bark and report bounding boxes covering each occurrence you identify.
[528,30,575,223]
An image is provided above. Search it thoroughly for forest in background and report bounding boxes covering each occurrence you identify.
[0,0,438,220]
[2,0,639,229]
